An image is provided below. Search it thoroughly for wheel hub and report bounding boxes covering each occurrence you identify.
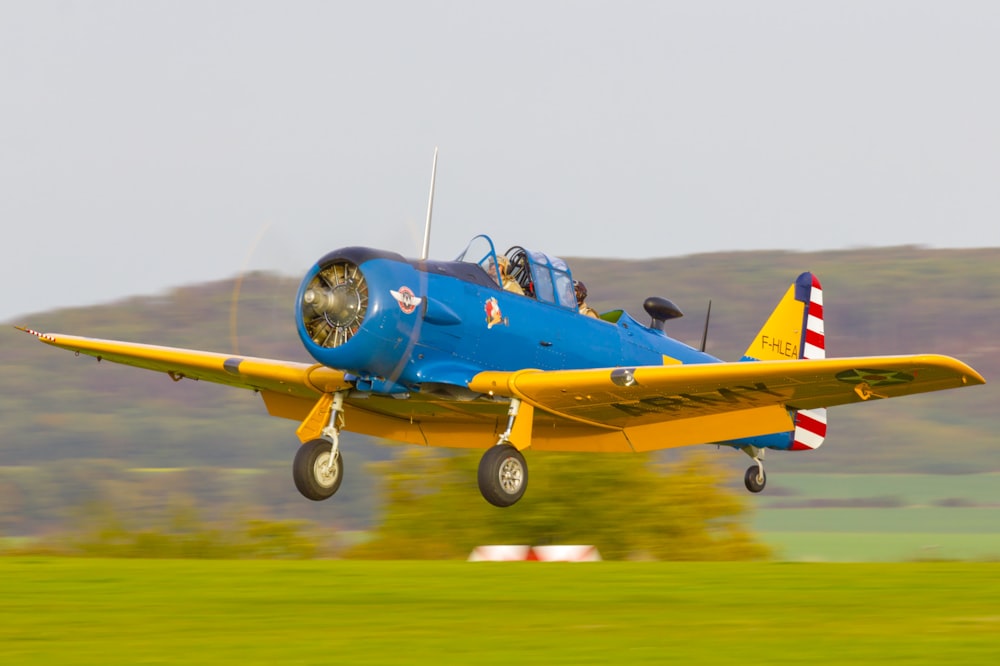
[313,452,340,488]
[498,456,524,494]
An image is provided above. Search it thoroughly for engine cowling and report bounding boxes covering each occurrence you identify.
[295,247,422,392]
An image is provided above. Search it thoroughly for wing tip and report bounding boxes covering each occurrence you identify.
[921,353,986,386]
[964,367,987,386]
[14,326,57,343]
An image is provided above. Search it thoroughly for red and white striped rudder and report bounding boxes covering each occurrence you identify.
[792,273,827,450]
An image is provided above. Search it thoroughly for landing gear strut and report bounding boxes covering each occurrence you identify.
[742,445,767,493]
[293,391,347,501]
[477,397,530,507]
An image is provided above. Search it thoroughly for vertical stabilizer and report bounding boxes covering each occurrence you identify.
[742,272,822,362]
[743,272,828,450]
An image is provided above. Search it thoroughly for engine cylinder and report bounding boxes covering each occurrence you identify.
[300,260,369,349]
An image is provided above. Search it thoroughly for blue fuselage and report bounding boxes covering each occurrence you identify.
[296,248,716,390]
[295,246,795,451]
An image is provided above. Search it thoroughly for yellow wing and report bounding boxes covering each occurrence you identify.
[17,328,351,398]
[17,328,507,448]
[19,328,984,455]
[467,355,984,452]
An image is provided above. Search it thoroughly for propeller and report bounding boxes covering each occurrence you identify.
[229,222,273,355]
[229,148,436,387]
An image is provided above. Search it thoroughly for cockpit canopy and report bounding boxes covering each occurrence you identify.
[456,235,577,310]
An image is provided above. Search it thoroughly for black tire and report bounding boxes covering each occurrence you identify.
[744,465,766,493]
[477,444,528,507]
[293,439,344,501]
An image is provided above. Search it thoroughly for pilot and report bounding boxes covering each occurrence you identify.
[575,280,600,318]
[497,256,525,295]
[485,258,500,283]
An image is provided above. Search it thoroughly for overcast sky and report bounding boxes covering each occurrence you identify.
[3,1,999,323]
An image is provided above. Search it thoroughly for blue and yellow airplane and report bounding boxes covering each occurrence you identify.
[17,233,985,507]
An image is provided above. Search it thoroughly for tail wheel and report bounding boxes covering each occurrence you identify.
[478,445,528,507]
[293,438,344,501]
[744,465,766,493]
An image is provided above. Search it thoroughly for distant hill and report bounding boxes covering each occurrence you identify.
[2,246,997,483]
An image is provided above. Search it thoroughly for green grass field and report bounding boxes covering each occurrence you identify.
[2,558,998,665]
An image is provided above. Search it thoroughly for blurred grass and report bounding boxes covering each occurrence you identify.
[749,473,1000,561]
[759,473,1000,505]
[2,558,998,665]
[761,532,1000,562]
[754,507,999,534]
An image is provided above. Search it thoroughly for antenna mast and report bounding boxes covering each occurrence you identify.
[699,300,713,352]
[420,147,438,260]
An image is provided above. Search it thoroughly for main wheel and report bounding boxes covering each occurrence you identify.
[744,465,766,493]
[293,438,344,501]
[478,444,528,507]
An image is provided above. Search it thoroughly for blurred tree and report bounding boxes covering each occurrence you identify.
[49,488,329,559]
[346,448,770,561]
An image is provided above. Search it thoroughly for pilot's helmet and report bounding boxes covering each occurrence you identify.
[574,280,587,303]
[497,255,509,273]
